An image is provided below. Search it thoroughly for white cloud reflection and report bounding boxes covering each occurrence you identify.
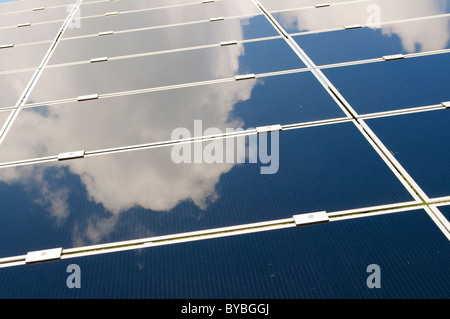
[276,0,450,53]
[0,14,258,246]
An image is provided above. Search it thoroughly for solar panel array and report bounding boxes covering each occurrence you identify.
[0,0,449,299]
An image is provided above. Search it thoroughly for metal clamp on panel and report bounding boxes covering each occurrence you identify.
[90,56,108,63]
[344,24,362,30]
[293,211,329,227]
[202,0,215,3]
[25,248,62,264]
[256,124,282,134]
[77,93,99,102]
[105,11,119,16]
[382,54,405,61]
[220,40,238,46]
[0,43,14,49]
[17,22,31,27]
[32,7,45,11]
[442,101,450,109]
[99,31,114,36]
[315,3,330,8]
[210,17,224,22]
[58,150,85,161]
[234,74,255,81]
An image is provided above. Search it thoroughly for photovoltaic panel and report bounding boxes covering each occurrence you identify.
[0,209,448,298]
[322,53,450,114]
[0,5,73,28]
[0,71,346,163]
[47,14,280,66]
[0,42,50,72]
[365,109,450,199]
[62,0,260,39]
[271,0,450,34]
[293,16,450,65]
[0,70,35,108]
[25,38,306,104]
[0,20,64,45]
[0,122,415,258]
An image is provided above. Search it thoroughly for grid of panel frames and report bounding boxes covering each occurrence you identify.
[0,0,449,299]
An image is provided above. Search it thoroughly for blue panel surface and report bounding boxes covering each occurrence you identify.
[0,209,448,299]
[323,53,450,114]
[366,109,450,199]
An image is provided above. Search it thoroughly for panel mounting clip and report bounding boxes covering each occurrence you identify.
[77,93,99,101]
[58,150,85,161]
[293,211,329,226]
[25,248,62,264]
[220,40,238,46]
[256,124,282,134]
[382,54,405,61]
[441,101,450,109]
[90,56,108,63]
[344,24,362,30]
[234,74,255,81]
[0,43,14,49]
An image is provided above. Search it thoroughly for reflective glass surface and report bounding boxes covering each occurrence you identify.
[0,0,76,14]
[293,16,450,65]
[1,209,448,298]
[0,70,35,108]
[0,122,414,257]
[0,20,63,45]
[26,38,306,104]
[0,71,346,163]
[63,0,260,38]
[366,109,450,199]
[48,14,280,65]
[79,0,215,17]
[0,42,50,72]
[322,53,450,114]
[437,205,450,220]
[0,110,11,130]
[0,5,70,28]
[272,0,450,34]
[259,0,353,11]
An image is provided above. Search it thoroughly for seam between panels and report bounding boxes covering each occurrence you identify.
[253,0,450,237]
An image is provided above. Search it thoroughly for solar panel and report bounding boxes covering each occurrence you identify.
[0,208,448,298]
[0,0,448,301]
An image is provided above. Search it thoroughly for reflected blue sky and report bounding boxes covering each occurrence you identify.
[323,53,450,114]
[366,109,450,199]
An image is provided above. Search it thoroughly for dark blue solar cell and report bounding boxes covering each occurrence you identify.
[0,209,448,298]
[366,109,450,199]
[437,205,450,221]
[323,53,450,114]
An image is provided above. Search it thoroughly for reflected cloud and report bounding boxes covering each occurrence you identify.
[0,15,258,246]
[276,0,450,53]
